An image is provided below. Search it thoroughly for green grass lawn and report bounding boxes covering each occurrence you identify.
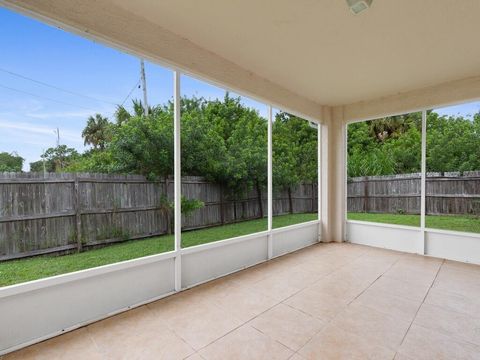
[348,212,480,233]
[0,213,317,287]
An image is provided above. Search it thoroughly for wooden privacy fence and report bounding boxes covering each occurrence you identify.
[348,171,480,215]
[0,172,317,260]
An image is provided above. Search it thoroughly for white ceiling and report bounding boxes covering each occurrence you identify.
[111,0,480,106]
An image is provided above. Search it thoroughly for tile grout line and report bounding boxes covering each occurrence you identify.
[398,258,445,347]
[321,254,446,360]
[248,323,300,354]
[83,325,109,360]
[193,264,320,355]
[192,247,369,355]
[420,291,480,319]
[142,303,198,356]
[345,255,403,307]
[279,249,393,357]
[185,351,206,360]
[297,255,405,355]
[192,291,285,353]
[282,252,397,321]
[277,262,357,354]
[289,252,414,357]
[150,249,308,354]
[274,250,375,358]
[144,245,330,355]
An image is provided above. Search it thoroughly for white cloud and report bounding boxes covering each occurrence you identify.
[25,110,95,119]
[0,98,44,113]
[0,119,82,144]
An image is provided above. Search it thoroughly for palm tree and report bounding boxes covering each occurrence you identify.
[114,99,161,125]
[114,105,131,125]
[369,115,417,142]
[82,114,111,150]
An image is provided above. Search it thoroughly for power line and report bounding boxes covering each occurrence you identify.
[0,67,118,106]
[106,79,141,121]
[119,79,141,108]
[120,79,140,107]
[0,67,143,121]
[0,83,99,112]
[0,67,145,120]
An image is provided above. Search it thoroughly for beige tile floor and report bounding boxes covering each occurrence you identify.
[4,242,480,359]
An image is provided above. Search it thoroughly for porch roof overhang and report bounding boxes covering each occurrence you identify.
[2,0,480,122]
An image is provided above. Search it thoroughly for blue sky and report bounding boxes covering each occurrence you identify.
[0,7,267,170]
[0,7,477,170]
[433,102,480,119]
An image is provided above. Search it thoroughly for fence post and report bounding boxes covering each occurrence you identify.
[364,178,369,212]
[74,176,82,252]
[220,185,225,225]
[312,183,315,213]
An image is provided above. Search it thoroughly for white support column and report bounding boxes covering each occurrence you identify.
[267,105,273,259]
[320,114,330,242]
[343,123,348,242]
[333,117,347,242]
[317,123,322,241]
[173,71,182,291]
[322,106,346,243]
[420,110,427,254]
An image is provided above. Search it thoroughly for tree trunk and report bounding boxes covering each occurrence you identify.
[169,210,174,235]
[164,175,170,201]
[256,180,264,219]
[233,198,237,222]
[288,186,293,214]
[242,197,246,220]
[163,175,172,234]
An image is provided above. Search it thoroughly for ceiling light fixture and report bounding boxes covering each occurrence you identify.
[346,0,373,14]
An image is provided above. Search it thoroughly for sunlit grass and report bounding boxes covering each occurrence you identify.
[347,212,480,234]
[0,213,317,287]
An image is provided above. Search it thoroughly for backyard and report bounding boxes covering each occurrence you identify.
[348,212,480,233]
[0,213,316,286]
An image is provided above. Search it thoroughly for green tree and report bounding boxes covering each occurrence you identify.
[346,110,480,177]
[384,125,421,174]
[31,145,79,172]
[114,99,161,125]
[159,195,204,234]
[67,94,318,219]
[0,152,24,172]
[30,159,51,172]
[347,113,421,177]
[225,110,267,217]
[64,149,116,173]
[368,113,421,142]
[273,113,317,213]
[426,112,480,172]
[180,97,227,181]
[109,105,174,178]
[82,114,112,150]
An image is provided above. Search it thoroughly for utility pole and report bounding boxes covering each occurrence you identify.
[54,127,60,147]
[42,148,46,176]
[53,128,61,172]
[140,59,149,116]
